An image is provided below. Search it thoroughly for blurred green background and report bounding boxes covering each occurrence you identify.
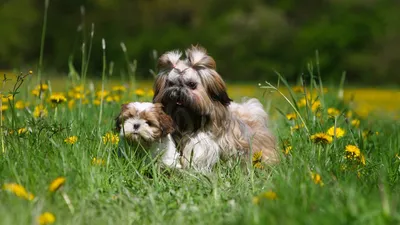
[1,0,399,84]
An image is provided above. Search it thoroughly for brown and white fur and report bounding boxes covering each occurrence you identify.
[115,102,181,168]
[153,46,278,172]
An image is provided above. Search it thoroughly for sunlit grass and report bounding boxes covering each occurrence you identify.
[0,70,399,225]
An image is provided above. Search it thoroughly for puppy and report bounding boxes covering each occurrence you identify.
[115,102,181,168]
[153,46,278,171]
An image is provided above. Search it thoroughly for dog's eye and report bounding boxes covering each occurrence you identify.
[187,81,197,90]
[146,121,153,126]
[167,81,174,87]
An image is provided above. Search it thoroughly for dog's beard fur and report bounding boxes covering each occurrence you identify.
[153,46,278,171]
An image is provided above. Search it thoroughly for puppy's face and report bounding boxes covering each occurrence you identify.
[115,102,174,145]
[153,46,232,132]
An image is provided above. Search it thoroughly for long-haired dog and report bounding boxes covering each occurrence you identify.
[153,46,278,171]
[115,102,181,168]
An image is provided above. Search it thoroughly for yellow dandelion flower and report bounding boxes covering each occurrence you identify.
[1,94,13,102]
[254,162,264,169]
[311,100,321,112]
[68,99,75,109]
[292,86,305,93]
[290,124,304,132]
[345,145,361,156]
[297,98,307,108]
[112,95,121,102]
[102,132,120,145]
[35,84,49,91]
[3,183,34,200]
[64,136,78,144]
[135,89,145,97]
[93,99,101,106]
[49,177,66,192]
[286,113,297,120]
[32,89,40,97]
[49,93,67,104]
[310,133,332,144]
[92,157,106,166]
[105,96,114,103]
[29,70,33,75]
[17,128,27,135]
[346,110,353,118]
[327,126,345,138]
[15,100,26,109]
[252,151,262,162]
[72,85,84,93]
[147,90,154,97]
[38,212,55,225]
[283,146,292,155]
[362,129,374,139]
[73,92,86,100]
[252,151,264,168]
[262,190,278,200]
[111,85,126,93]
[345,145,366,165]
[96,90,109,98]
[351,119,360,128]
[1,104,8,112]
[252,190,278,204]
[33,105,48,118]
[327,108,340,117]
[311,172,324,186]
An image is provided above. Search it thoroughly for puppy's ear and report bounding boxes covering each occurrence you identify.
[154,103,175,136]
[157,50,182,71]
[115,104,128,132]
[186,45,216,70]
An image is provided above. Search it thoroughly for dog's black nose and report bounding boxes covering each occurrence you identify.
[133,124,140,130]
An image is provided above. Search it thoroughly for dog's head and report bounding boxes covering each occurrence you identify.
[153,46,232,132]
[115,102,174,146]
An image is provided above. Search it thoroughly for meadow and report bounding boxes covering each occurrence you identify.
[1,71,400,225]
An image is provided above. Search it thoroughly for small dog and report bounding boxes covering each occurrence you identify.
[115,102,181,168]
[153,45,278,171]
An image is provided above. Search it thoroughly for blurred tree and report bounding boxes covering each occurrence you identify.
[0,0,399,84]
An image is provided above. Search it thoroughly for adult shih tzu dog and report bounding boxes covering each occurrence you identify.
[115,102,181,168]
[153,46,278,171]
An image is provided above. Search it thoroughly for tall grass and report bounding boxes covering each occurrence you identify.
[1,64,399,224]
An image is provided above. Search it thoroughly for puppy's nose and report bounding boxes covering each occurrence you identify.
[133,124,140,130]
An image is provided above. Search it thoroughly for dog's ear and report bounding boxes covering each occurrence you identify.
[115,104,128,132]
[157,50,182,71]
[154,103,175,136]
[207,73,232,106]
[186,45,216,70]
[152,75,167,103]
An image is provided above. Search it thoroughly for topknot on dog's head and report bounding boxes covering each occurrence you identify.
[157,50,182,71]
[186,45,216,70]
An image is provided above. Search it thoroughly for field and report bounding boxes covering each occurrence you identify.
[1,72,400,225]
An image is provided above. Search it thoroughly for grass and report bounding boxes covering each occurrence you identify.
[0,71,399,225]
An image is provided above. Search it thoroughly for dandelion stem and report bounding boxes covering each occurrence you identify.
[120,42,137,91]
[61,191,75,214]
[37,0,50,83]
[98,39,106,131]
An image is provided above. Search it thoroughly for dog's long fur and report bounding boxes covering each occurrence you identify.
[153,46,278,171]
[115,102,181,168]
